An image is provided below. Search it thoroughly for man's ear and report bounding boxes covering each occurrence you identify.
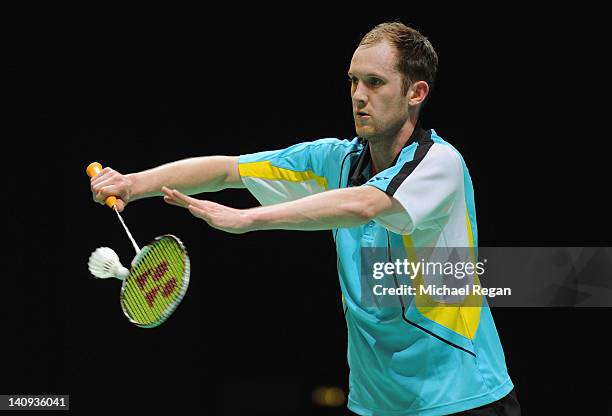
[408,81,429,107]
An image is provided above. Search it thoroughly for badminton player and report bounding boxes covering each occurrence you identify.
[91,22,520,415]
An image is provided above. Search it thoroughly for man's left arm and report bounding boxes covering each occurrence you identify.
[162,185,401,234]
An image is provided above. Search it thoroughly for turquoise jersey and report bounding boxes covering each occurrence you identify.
[238,126,513,415]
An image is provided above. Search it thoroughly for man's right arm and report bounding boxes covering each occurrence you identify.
[90,156,244,211]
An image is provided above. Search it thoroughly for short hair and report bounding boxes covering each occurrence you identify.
[359,21,438,103]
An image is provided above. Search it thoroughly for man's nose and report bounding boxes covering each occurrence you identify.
[352,83,368,106]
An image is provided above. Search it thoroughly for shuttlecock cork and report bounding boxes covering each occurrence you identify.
[88,247,130,280]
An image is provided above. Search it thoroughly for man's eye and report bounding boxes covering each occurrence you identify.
[369,78,382,86]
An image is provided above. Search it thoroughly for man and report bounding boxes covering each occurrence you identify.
[91,22,520,415]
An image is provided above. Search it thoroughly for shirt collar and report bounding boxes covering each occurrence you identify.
[349,123,432,186]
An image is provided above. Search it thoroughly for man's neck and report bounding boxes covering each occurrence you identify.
[368,120,417,175]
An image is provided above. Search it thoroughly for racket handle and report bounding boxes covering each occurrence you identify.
[86,162,118,209]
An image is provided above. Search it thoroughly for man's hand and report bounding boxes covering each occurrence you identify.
[90,167,133,212]
[162,187,254,234]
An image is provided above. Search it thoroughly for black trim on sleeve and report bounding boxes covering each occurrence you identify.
[386,129,434,195]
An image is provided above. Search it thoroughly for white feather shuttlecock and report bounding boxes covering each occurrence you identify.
[88,247,130,280]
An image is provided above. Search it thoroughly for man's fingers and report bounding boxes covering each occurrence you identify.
[90,167,114,187]
[114,199,126,212]
[162,187,189,208]
[92,194,103,205]
[167,188,200,206]
[188,204,209,220]
[93,191,106,204]
[163,195,184,207]
[91,192,125,211]
[94,185,121,204]
[99,184,120,198]
[160,187,217,222]
[91,176,118,193]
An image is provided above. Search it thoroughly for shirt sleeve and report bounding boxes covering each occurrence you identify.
[238,138,342,206]
[365,143,464,235]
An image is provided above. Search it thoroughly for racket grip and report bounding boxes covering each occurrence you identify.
[86,162,118,209]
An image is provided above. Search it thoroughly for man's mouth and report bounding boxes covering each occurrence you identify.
[356,111,370,119]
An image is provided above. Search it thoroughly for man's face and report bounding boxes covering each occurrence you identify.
[348,41,411,141]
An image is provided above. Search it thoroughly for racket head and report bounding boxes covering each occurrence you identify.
[120,234,190,328]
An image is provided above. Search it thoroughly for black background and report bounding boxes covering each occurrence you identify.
[4,6,612,415]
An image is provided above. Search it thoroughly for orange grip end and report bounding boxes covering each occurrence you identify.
[86,162,117,209]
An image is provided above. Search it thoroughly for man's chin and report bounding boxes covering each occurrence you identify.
[355,126,374,139]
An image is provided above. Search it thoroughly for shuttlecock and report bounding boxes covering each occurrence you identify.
[88,247,130,280]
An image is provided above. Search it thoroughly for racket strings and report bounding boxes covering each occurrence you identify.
[122,236,188,327]
[126,243,177,322]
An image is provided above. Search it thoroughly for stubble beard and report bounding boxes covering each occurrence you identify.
[355,118,403,144]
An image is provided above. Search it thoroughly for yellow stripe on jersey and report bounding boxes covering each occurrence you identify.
[402,229,482,340]
[239,161,328,190]
[466,209,476,258]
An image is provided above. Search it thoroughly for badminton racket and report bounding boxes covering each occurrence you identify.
[86,162,190,328]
